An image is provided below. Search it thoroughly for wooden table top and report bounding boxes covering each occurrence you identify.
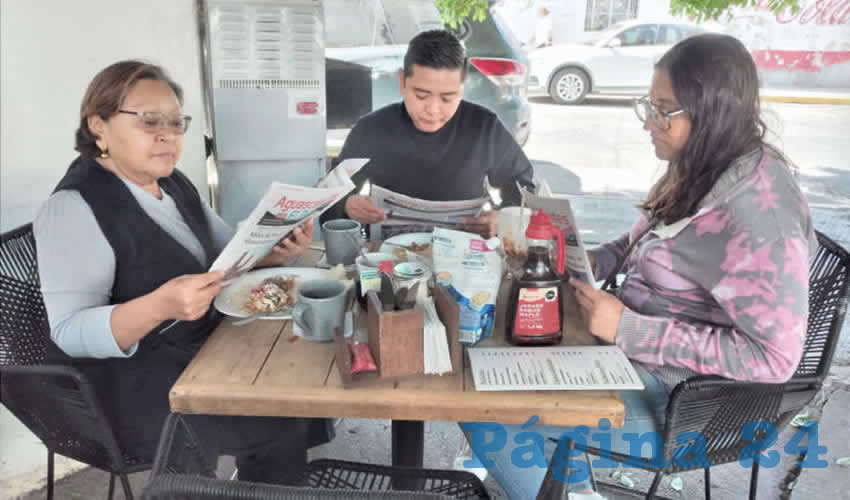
[169,250,625,427]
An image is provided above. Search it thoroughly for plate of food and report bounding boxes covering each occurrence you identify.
[214,267,328,319]
[379,232,433,261]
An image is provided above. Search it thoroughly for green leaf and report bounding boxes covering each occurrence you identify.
[791,411,818,428]
[669,0,801,23]
[837,457,850,467]
[670,475,684,492]
[434,0,489,28]
[617,472,635,489]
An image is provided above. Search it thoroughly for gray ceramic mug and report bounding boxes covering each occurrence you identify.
[322,219,362,266]
[292,279,346,342]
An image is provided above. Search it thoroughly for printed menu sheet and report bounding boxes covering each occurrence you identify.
[467,346,645,391]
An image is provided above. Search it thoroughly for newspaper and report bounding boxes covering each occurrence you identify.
[521,188,597,286]
[210,159,368,279]
[368,185,487,241]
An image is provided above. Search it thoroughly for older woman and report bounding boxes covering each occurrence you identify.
[464,34,815,500]
[34,60,331,484]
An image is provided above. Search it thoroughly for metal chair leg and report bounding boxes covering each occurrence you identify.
[46,450,54,500]
[108,473,116,500]
[584,452,597,492]
[704,468,711,500]
[749,461,760,500]
[646,471,664,499]
[119,472,134,500]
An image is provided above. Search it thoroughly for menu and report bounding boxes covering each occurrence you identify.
[467,346,645,391]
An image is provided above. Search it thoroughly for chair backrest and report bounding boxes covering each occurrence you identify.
[142,476,454,500]
[797,231,850,380]
[0,223,48,366]
[1,224,144,474]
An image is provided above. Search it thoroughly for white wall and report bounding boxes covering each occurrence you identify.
[0,0,208,232]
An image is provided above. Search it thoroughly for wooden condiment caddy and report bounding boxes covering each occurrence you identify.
[334,284,462,388]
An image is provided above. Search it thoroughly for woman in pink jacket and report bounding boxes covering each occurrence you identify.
[464,33,815,500]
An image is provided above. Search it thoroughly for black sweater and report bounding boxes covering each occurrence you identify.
[323,100,534,223]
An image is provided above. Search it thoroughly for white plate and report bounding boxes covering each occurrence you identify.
[214,267,328,319]
[379,232,433,258]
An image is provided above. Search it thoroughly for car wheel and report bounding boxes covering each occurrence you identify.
[549,68,589,105]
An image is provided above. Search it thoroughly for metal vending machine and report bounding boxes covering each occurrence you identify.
[201,0,326,226]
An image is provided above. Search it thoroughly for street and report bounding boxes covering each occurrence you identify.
[524,93,850,207]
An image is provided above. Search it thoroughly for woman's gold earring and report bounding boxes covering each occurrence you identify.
[99,148,109,159]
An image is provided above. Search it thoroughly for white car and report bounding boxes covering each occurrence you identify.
[528,20,704,104]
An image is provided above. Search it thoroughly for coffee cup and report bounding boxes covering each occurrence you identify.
[322,219,363,266]
[291,279,346,342]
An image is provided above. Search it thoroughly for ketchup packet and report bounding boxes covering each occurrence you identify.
[349,342,378,374]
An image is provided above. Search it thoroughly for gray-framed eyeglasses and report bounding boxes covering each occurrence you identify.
[633,96,686,131]
[117,110,192,135]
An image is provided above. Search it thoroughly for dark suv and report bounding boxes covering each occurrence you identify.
[324,0,531,146]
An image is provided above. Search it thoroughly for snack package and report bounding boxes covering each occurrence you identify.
[349,341,378,375]
[432,228,502,345]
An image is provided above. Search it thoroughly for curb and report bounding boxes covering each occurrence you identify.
[761,94,850,105]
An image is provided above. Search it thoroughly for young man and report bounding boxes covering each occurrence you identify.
[322,30,534,238]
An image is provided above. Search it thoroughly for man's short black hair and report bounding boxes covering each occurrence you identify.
[403,30,467,80]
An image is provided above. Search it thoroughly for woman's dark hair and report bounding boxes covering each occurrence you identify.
[75,60,183,157]
[403,30,467,80]
[641,34,767,224]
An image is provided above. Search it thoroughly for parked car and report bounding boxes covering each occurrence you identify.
[324,0,531,146]
[528,20,704,105]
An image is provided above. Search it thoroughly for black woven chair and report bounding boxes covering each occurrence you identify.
[0,223,151,499]
[149,413,490,500]
[538,230,850,500]
[142,475,455,500]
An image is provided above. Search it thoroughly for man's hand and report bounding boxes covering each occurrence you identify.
[459,210,499,239]
[257,218,315,267]
[154,271,225,321]
[570,278,624,344]
[345,195,386,224]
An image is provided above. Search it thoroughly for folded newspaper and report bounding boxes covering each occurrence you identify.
[520,187,597,286]
[210,159,368,279]
[368,185,486,241]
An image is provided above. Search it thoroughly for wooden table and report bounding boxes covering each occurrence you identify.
[170,250,624,467]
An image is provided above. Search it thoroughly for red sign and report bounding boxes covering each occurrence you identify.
[296,101,319,115]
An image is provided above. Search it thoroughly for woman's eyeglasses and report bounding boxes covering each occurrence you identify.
[633,97,686,131]
[117,110,192,135]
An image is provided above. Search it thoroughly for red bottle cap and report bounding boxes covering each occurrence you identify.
[525,210,556,239]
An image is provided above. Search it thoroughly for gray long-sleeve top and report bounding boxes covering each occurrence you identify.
[33,177,234,359]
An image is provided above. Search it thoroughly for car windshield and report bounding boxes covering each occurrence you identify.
[584,22,627,46]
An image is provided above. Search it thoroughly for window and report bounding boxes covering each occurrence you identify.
[584,0,639,31]
[615,24,658,46]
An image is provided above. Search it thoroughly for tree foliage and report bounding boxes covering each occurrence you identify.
[436,0,802,26]
[435,0,488,28]
[670,0,801,22]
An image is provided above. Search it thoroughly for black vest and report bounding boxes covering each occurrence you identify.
[43,156,224,455]
[48,155,221,359]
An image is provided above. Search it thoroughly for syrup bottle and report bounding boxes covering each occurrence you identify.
[506,210,566,345]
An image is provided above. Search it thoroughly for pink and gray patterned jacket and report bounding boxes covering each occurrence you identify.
[589,147,816,389]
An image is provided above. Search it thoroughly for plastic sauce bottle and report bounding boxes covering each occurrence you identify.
[506,210,566,345]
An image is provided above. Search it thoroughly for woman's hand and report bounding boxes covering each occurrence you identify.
[155,271,225,321]
[570,277,624,344]
[257,219,315,267]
